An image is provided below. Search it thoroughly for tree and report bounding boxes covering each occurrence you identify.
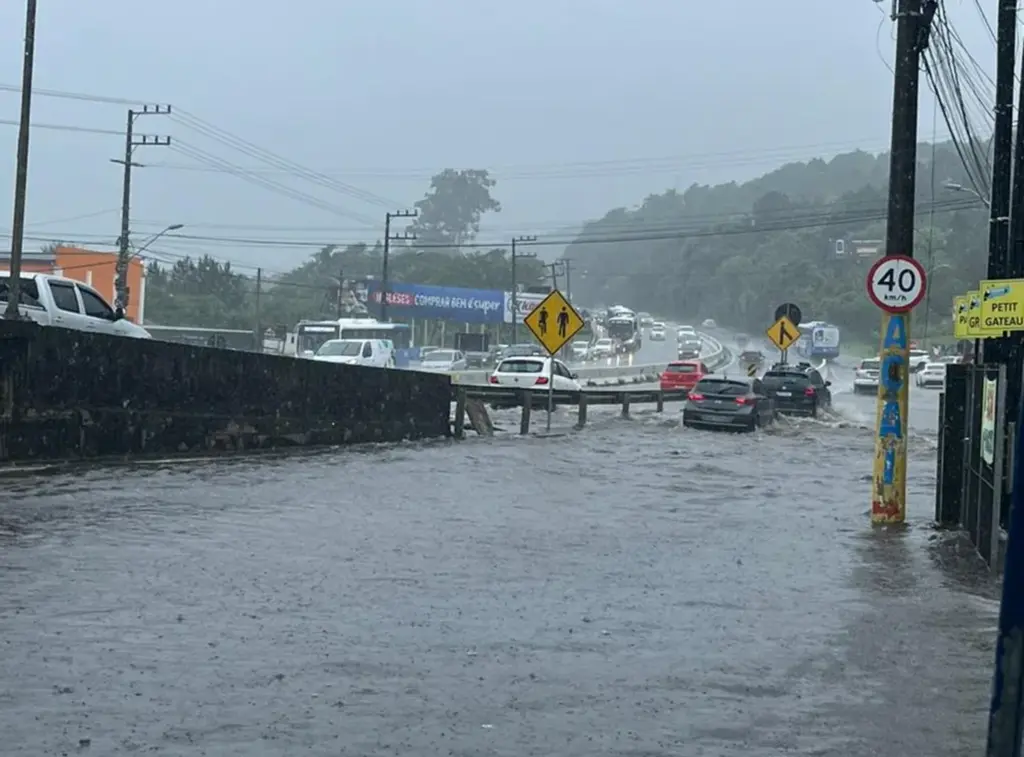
[407,169,502,252]
[145,255,254,328]
[562,140,988,346]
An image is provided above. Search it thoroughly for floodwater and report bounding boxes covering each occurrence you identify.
[0,329,998,756]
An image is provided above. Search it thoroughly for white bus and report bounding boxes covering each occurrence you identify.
[294,318,413,365]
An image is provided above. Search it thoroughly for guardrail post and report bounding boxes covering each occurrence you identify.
[577,392,587,428]
[453,387,467,439]
[519,390,532,435]
[656,390,664,413]
[621,392,630,418]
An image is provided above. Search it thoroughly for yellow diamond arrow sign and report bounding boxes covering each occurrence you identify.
[766,315,800,352]
[523,289,585,355]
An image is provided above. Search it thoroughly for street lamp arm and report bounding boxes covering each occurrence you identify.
[133,223,183,259]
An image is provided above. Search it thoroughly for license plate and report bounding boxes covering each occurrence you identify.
[776,391,792,397]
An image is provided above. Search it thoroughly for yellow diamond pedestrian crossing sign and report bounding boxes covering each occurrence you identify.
[766,315,799,351]
[523,289,584,355]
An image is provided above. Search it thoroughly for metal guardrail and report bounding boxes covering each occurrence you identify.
[450,383,690,436]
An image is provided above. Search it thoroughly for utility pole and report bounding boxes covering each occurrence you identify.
[1000,0,1024,444]
[336,267,344,318]
[986,5,1024,754]
[510,235,537,344]
[254,268,262,349]
[870,0,934,525]
[984,0,1017,368]
[112,105,171,312]
[546,261,564,290]
[4,0,37,319]
[380,209,417,322]
[562,257,573,301]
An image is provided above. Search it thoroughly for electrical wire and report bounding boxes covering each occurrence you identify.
[0,196,984,254]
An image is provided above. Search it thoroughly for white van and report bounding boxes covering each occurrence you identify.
[311,338,394,368]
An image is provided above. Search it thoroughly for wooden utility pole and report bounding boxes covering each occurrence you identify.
[5,0,37,319]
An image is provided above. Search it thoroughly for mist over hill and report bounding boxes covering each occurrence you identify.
[562,143,988,343]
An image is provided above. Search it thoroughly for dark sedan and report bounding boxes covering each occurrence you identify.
[682,377,774,432]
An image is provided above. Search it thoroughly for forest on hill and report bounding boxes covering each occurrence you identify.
[562,142,990,344]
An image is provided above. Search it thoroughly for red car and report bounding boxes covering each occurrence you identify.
[660,360,709,393]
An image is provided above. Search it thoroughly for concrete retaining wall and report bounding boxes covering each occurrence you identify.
[0,321,451,462]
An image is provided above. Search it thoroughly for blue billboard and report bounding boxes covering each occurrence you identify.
[365,281,505,324]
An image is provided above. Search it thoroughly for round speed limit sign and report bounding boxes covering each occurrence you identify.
[866,255,927,313]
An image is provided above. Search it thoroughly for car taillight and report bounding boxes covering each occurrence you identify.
[804,386,816,396]
[688,393,704,401]
[535,376,548,385]
[735,396,751,405]
[489,375,499,384]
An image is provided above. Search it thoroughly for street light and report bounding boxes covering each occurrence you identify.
[132,223,183,260]
[943,181,990,206]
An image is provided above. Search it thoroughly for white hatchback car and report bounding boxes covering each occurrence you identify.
[853,358,880,394]
[489,356,582,391]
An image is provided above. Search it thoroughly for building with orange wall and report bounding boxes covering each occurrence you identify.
[0,246,146,323]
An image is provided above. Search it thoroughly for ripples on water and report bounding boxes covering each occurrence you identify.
[0,388,997,756]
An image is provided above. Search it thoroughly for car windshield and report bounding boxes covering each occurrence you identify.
[426,350,456,362]
[652,322,665,329]
[925,363,946,371]
[861,359,881,370]
[505,344,540,356]
[666,363,697,373]
[596,339,613,347]
[316,340,361,357]
[762,371,811,387]
[694,379,748,396]
[498,359,544,374]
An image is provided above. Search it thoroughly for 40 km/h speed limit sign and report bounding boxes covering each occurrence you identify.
[866,255,927,313]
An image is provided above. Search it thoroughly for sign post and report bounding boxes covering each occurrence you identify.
[765,315,800,364]
[523,289,585,433]
[865,254,927,525]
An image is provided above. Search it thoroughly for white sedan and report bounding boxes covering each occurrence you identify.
[489,356,582,391]
[650,322,666,341]
[420,349,467,372]
[915,362,946,388]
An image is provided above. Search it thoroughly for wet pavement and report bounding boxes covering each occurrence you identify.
[0,328,998,756]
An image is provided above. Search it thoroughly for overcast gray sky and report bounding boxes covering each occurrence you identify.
[0,1,1002,275]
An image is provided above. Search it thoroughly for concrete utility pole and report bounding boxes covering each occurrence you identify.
[380,209,416,322]
[510,235,537,344]
[112,105,171,312]
[870,0,934,525]
[562,257,574,301]
[4,0,37,319]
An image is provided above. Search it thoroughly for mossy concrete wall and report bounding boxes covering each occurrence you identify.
[0,321,451,462]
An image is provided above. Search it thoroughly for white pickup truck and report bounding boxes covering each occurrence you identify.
[0,272,151,339]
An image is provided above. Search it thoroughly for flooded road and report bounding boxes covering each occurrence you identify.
[0,332,997,756]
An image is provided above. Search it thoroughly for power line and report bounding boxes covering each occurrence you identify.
[171,141,380,226]
[169,110,402,211]
[0,195,984,253]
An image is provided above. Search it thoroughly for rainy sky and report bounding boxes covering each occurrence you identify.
[0,1,1002,270]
